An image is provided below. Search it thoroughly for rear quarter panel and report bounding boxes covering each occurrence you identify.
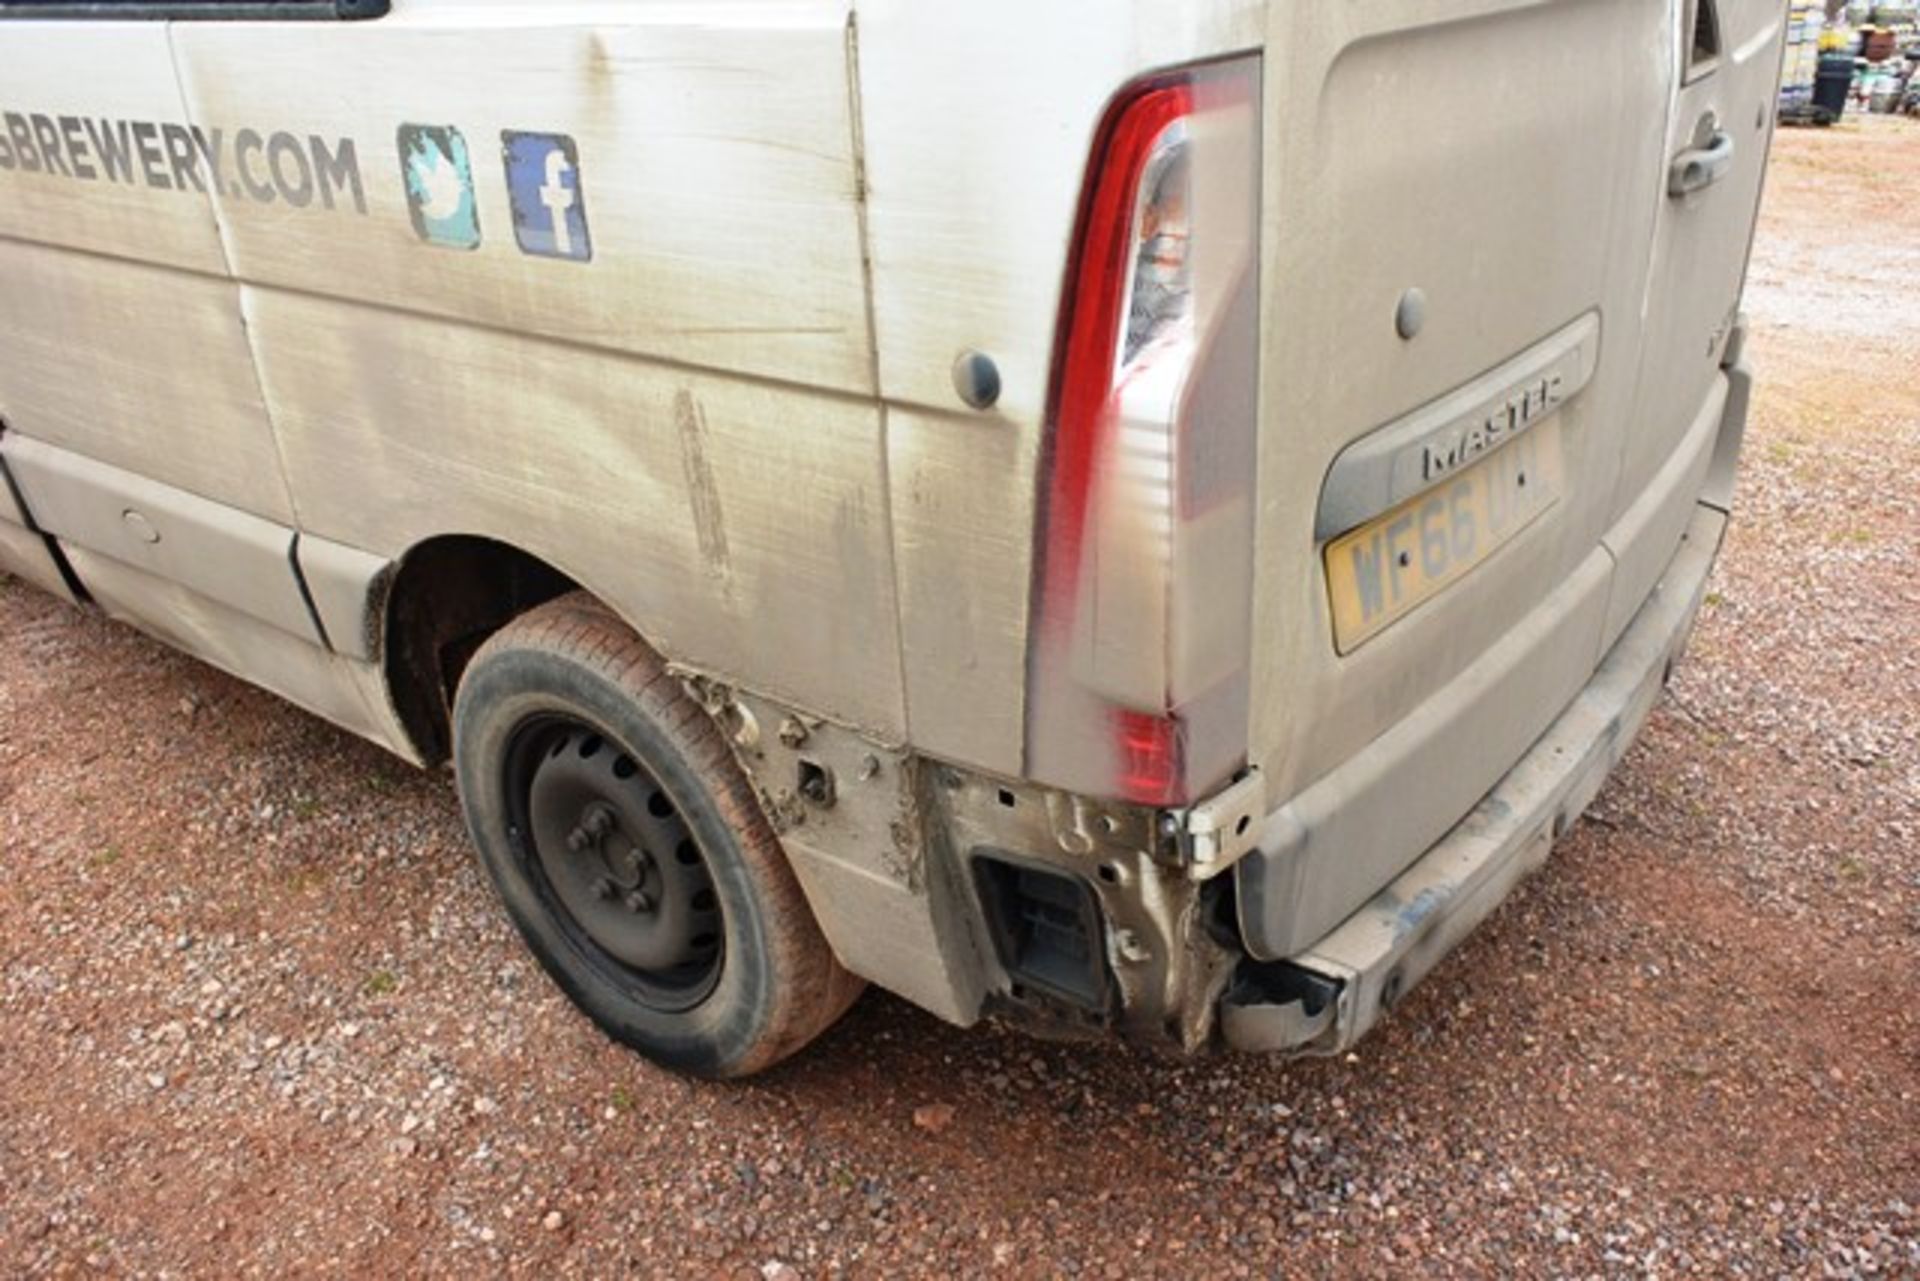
[854,0,1263,772]
[169,1,906,736]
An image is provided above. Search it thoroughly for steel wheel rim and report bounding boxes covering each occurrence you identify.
[504,716,724,1011]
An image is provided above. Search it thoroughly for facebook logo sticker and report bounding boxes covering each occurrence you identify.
[502,131,590,262]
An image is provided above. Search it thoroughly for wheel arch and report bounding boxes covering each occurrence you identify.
[380,533,584,764]
[449,590,864,1075]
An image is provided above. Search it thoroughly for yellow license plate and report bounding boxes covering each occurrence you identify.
[1326,422,1563,653]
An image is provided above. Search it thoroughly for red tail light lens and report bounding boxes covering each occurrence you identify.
[1041,79,1195,594]
[1111,705,1187,808]
[1026,57,1262,807]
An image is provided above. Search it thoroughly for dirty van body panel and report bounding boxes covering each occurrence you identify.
[0,8,901,773]
[241,287,906,741]
[0,451,77,603]
[0,242,296,524]
[1248,0,1675,775]
[61,539,416,752]
[1235,0,1779,961]
[157,4,907,741]
[856,0,1266,775]
[1236,502,1731,1055]
[0,25,340,717]
[0,29,296,523]
[0,3,924,1049]
[0,25,230,273]
[0,518,76,603]
[170,8,876,396]
[0,435,320,642]
[1607,0,1786,647]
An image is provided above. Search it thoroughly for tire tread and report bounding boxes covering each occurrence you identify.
[461,592,861,1076]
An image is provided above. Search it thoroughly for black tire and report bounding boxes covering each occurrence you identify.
[452,592,862,1078]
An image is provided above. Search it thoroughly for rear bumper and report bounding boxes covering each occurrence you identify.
[1222,498,1725,1053]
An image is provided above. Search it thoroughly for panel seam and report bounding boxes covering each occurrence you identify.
[845,7,914,748]
[159,19,312,535]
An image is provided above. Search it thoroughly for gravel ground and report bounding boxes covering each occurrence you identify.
[3,117,1918,1279]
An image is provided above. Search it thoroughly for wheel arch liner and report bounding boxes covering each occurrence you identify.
[296,531,393,663]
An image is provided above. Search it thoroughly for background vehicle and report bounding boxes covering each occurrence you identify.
[0,0,1785,1077]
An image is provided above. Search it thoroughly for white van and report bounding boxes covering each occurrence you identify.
[0,0,1783,1077]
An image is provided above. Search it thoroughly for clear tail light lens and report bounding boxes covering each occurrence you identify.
[1026,56,1262,807]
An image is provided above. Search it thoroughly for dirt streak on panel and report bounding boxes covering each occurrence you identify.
[673,389,733,594]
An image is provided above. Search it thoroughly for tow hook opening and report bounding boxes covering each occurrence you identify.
[1219,959,1344,1054]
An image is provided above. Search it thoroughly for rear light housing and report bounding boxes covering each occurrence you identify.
[1026,56,1262,807]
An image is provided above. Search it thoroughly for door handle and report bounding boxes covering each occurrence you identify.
[1669,129,1735,197]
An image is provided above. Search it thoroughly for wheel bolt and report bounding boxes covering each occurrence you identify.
[592,877,617,901]
[625,890,655,914]
[566,826,591,853]
[585,808,614,838]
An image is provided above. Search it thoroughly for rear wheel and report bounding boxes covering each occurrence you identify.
[452,593,861,1078]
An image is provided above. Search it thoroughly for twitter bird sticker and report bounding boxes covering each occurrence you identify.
[398,124,480,250]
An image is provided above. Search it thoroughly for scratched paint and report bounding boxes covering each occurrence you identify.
[1389,885,1450,945]
[673,390,733,593]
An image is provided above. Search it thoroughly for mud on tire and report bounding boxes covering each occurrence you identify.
[452,592,862,1078]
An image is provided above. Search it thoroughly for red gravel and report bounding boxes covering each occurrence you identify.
[2,117,1917,1278]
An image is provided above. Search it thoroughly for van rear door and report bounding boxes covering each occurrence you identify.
[1239,0,1778,958]
[1607,0,1786,643]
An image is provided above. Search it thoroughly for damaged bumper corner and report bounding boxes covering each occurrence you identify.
[1221,501,1727,1056]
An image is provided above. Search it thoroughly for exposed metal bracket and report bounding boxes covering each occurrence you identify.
[1178,768,1266,879]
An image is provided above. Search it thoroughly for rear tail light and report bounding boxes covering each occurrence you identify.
[1026,56,1262,807]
